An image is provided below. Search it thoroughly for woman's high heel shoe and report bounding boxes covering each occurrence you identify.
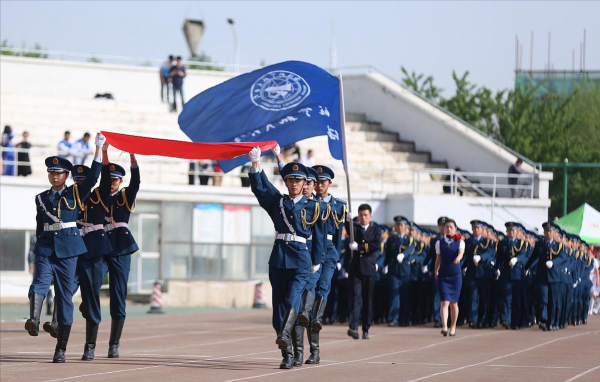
[449,331,456,337]
[441,329,448,337]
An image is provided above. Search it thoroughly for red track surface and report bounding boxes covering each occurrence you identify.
[1,310,599,382]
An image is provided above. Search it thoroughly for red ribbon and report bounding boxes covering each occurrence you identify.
[101,131,277,160]
[449,234,463,241]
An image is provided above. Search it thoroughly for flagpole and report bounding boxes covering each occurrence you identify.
[337,73,355,250]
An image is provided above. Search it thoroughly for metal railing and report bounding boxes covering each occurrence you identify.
[1,146,537,200]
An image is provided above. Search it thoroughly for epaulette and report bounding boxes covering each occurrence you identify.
[335,198,347,205]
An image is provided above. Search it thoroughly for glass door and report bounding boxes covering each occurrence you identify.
[133,213,161,293]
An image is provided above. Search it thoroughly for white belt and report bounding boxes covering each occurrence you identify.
[307,234,333,241]
[43,222,77,232]
[104,222,129,231]
[80,224,105,235]
[275,233,307,243]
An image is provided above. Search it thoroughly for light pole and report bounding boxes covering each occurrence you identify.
[227,18,239,72]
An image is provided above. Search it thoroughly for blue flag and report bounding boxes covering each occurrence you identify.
[178,61,342,172]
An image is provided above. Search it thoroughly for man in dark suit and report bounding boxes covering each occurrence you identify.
[347,204,382,340]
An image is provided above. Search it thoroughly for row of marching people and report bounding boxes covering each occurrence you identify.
[321,216,599,336]
[25,133,140,363]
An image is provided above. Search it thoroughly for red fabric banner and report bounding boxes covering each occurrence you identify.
[101,131,277,160]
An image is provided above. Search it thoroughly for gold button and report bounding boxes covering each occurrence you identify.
[74,233,77,236]
[53,208,56,211]
[125,231,129,235]
[101,233,104,236]
[290,216,294,219]
[109,232,112,234]
[91,206,94,209]
[286,242,289,245]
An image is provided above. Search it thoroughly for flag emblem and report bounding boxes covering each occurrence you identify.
[77,167,83,173]
[250,70,310,111]
[53,158,59,164]
[293,164,299,171]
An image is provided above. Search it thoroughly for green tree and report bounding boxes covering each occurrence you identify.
[400,66,443,103]
[186,52,224,71]
[1,40,47,58]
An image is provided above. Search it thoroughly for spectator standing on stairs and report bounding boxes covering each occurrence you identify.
[72,133,93,165]
[300,150,316,167]
[58,131,73,163]
[16,131,33,177]
[160,55,174,103]
[169,56,186,113]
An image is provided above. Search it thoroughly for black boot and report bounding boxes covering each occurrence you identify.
[81,321,99,361]
[310,297,326,332]
[279,345,294,369]
[276,308,297,349]
[52,324,72,363]
[305,328,320,364]
[297,291,315,328]
[108,320,125,358]
[24,294,43,336]
[292,326,304,367]
[43,301,58,338]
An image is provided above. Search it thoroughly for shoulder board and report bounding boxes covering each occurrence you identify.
[336,198,347,205]
[304,198,317,204]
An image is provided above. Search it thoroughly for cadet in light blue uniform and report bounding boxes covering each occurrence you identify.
[470,221,496,328]
[408,223,426,325]
[26,133,105,363]
[103,148,141,358]
[247,146,325,370]
[384,216,416,326]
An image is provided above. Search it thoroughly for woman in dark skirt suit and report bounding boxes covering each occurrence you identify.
[435,219,464,336]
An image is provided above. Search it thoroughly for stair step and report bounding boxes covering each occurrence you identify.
[347,121,382,132]
[363,131,398,142]
[345,113,366,123]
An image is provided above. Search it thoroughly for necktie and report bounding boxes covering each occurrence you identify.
[53,191,61,203]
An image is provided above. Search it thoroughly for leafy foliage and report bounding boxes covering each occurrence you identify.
[186,52,224,71]
[1,40,48,58]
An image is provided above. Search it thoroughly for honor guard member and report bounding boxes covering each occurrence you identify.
[74,144,112,361]
[300,165,346,365]
[374,224,390,325]
[291,166,321,367]
[26,133,105,363]
[347,204,383,339]
[581,242,594,324]
[408,223,426,325]
[523,230,537,326]
[383,216,416,327]
[103,147,141,358]
[470,221,496,328]
[247,147,325,370]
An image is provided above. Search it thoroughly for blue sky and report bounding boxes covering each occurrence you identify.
[1,1,598,95]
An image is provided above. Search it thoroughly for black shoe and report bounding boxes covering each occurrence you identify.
[305,328,320,364]
[52,324,72,363]
[501,321,510,330]
[292,326,304,367]
[449,332,456,337]
[347,328,359,340]
[388,321,399,327]
[297,291,315,328]
[539,322,548,331]
[362,332,370,339]
[108,320,125,358]
[276,308,298,349]
[279,346,294,369]
[433,321,441,328]
[25,294,43,337]
[81,322,99,361]
[476,323,483,329]
[469,322,476,329]
[441,329,448,337]
[43,321,58,338]
[310,297,326,333]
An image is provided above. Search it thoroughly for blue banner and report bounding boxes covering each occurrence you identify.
[178,61,342,172]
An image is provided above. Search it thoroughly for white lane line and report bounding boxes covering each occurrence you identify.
[401,330,600,382]
[364,362,454,366]
[128,354,213,358]
[562,364,600,382]
[486,364,577,370]
[215,331,502,382]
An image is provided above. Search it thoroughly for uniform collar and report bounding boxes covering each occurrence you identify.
[321,194,332,203]
[291,194,303,204]
[50,186,66,198]
[361,224,369,231]
[475,236,482,241]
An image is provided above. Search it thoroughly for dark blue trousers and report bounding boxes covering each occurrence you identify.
[498,279,512,325]
[315,257,336,302]
[549,283,562,327]
[535,282,549,324]
[29,254,78,326]
[464,277,479,323]
[104,255,131,321]
[77,256,106,324]
[476,278,492,325]
[387,276,410,324]
[511,280,525,327]
[269,266,310,331]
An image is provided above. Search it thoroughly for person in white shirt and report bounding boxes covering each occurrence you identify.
[57,131,73,163]
[72,133,93,165]
[300,150,316,167]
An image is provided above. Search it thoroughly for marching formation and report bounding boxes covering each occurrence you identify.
[25,133,141,363]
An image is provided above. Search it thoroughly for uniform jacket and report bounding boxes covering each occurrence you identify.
[250,170,326,269]
[34,160,101,258]
[106,167,140,257]
[497,238,530,281]
[384,233,416,279]
[526,240,567,284]
[349,222,382,277]
[321,194,347,262]
[78,163,113,259]
[467,236,496,280]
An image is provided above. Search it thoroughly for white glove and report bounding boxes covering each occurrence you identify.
[490,261,495,267]
[383,265,388,275]
[462,267,467,276]
[572,282,577,289]
[311,264,321,274]
[473,255,481,264]
[344,272,349,279]
[349,241,358,251]
[336,262,342,271]
[525,269,530,276]
[495,269,501,279]
[422,265,428,274]
[273,144,281,155]
[249,146,261,163]
[410,258,416,264]
[546,260,553,269]
[397,253,405,263]
[95,133,106,148]
[375,264,379,272]
[510,258,518,267]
